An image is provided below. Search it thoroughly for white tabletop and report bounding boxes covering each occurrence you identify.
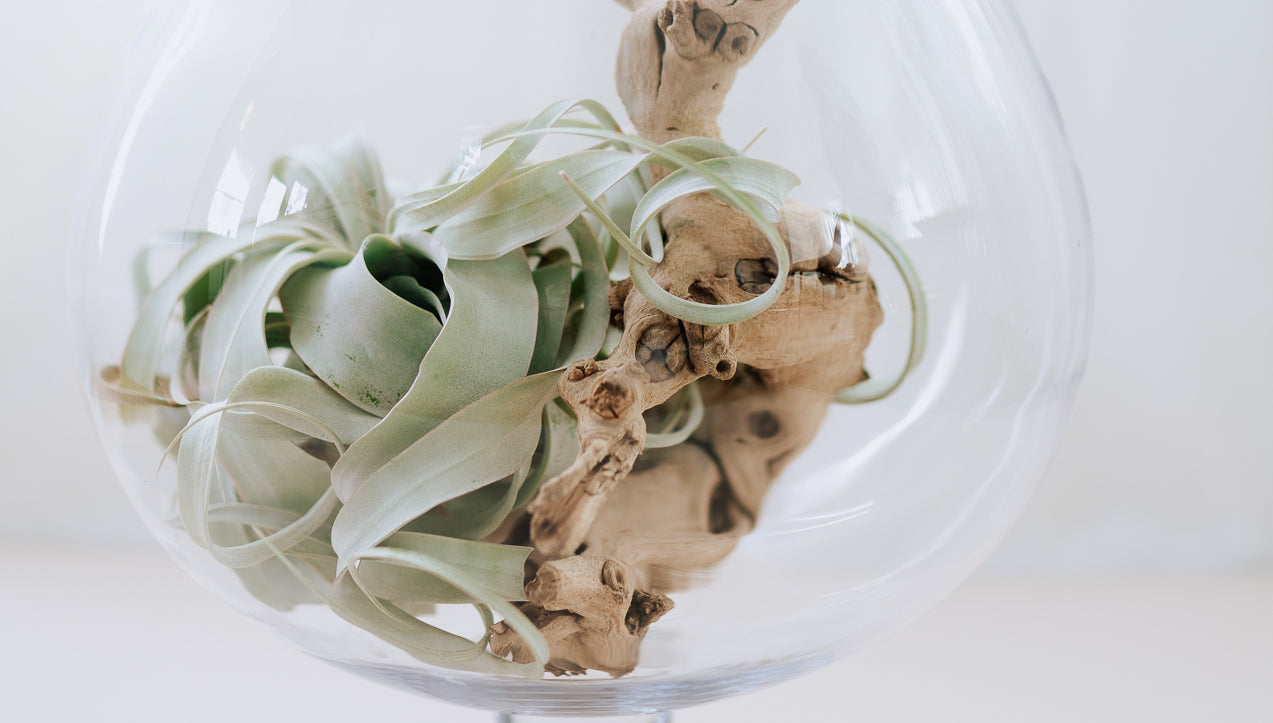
[4,546,1269,722]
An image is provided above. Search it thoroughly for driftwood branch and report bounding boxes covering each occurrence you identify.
[617,0,799,142]
[501,0,885,677]
[488,555,672,677]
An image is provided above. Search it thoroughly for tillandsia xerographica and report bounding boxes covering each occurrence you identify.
[106,0,926,678]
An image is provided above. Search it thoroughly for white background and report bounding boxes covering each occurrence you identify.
[0,1,1269,720]
[2,0,1268,572]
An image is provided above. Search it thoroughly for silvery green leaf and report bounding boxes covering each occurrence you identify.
[218,365,379,447]
[176,405,223,550]
[628,157,800,259]
[327,575,541,676]
[833,214,929,404]
[281,236,444,415]
[354,532,531,605]
[389,99,622,235]
[654,136,742,165]
[198,243,349,402]
[331,371,561,569]
[434,150,645,260]
[217,431,331,512]
[554,217,614,367]
[272,134,391,249]
[330,250,538,500]
[206,502,318,540]
[207,477,337,570]
[173,400,334,569]
[202,462,325,607]
[528,249,574,374]
[221,532,323,610]
[644,381,705,449]
[256,216,354,250]
[627,253,788,327]
[352,547,550,670]
[494,127,796,325]
[516,400,579,510]
[384,181,462,230]
[592,145,797,327]
[408,463,532,542]
[121,232,280,392]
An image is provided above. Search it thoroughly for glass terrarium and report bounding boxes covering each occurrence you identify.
[69,0,1091,719]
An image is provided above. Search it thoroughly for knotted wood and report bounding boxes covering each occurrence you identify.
[495,0,885,677]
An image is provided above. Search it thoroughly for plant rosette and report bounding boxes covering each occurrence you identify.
[109,101,921,680]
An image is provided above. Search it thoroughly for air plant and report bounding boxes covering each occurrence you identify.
[107,1,926,680]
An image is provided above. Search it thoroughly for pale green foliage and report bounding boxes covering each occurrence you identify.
[114,99,922,677]
[832,214,929,405]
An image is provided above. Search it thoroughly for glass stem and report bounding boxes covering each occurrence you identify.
[497,714,671,723]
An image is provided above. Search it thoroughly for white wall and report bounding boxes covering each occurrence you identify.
[0,1,154,546]
[1,0,1268,572]
[990,0,1273,573]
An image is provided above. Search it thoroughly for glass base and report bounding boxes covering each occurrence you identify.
[328,652,834,715]
[498,715,671,723]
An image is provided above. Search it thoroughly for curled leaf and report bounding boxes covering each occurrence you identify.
[281,236,444,415]
[331,371,562,569]
[330,250,538,500]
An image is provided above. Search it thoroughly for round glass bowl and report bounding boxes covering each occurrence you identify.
[70,0,1090,718]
